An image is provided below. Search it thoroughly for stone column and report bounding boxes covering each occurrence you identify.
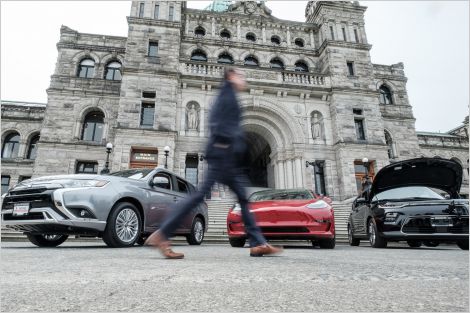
[262,25,266,43]
[309,29,315,48]
[359,23,367,43]
[185,16,189,35]
[237,20,241,40]
[286,159,294,188]
[295,158,303,187]
[277,161,285,189]
[286,27,291,46]
[211,17,215,37]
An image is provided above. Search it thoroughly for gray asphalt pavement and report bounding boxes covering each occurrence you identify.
[1,241,468,312]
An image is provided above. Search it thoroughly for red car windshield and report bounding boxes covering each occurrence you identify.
[249,189,313,202]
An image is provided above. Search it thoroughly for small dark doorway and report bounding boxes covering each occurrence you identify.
[245,132,272,187]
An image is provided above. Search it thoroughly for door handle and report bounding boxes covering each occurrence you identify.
[173,196,178,202]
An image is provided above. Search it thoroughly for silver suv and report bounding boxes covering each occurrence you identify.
[1,168,208,247]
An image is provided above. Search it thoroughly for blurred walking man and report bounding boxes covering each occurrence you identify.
[145,68,282,259]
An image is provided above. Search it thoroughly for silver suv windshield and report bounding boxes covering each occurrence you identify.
[109,169,153,180]
[373,186,445,202]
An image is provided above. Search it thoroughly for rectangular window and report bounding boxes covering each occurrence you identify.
[342,27,347,41]
[140,103,155,127]
[138,2,145,18]
[148,41,158,57]
[354,29,359,43]
[329,26,335,40]
[142,91,156,99]
[1,176,10,195]
[354,160,375,195]
[154,4,159,19]
[185,154,199,186]
[314,161,327,196]
[169,5,174,21]
[353,108,362,115]
[347,61,355,76]
[177,178,189,194]
[76,161,98,174]
[355,118,366,141]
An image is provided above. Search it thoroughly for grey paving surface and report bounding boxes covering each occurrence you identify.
[1,241,468,312]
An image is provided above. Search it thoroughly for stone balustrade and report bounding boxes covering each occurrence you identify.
[181,62,329,87]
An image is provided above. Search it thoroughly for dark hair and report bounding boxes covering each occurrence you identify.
[224,66,237,80]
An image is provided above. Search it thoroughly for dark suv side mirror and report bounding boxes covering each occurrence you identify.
[355,197,367,206]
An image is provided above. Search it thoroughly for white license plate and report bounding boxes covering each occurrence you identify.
[431,217,453,227]
[13,203,30,216]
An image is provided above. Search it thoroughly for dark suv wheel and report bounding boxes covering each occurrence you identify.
[368,219,387,248]
[103,202,141,248]
[186,217,204,245]
[348,223,360,246]
[26,234,68,247]
[457,240,469,250]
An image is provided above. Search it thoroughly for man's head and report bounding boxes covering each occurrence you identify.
[224,67,247,91]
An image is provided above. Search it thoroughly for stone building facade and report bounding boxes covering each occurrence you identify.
[1,1,468,199]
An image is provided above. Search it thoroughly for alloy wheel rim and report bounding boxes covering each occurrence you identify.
[369,222,375,245]
[194,221,204,243]
[116,208,139,243]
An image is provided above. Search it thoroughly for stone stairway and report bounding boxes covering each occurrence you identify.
[1,197,353,245]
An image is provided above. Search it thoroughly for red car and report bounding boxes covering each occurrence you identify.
[227,189,335,248]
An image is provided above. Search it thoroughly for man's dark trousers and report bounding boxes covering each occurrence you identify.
[158,155,267,248]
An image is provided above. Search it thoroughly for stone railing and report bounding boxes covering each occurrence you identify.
[281,72,327,86]
[180,62,329,87]
[49,75,121,95]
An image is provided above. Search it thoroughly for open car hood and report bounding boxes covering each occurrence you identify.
[369,158,463,199]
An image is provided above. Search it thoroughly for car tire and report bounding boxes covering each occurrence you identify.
[407,240,422,248]
[26,234,68,247]
[348,224,360,246]
[186,217,204,245]
[102,202,141,248]
[319,237,335,249]
[229,237,246,247]
[456,240,469,250]
[368,219,387,248]
[422,241,440,247]
[136,235,148,246]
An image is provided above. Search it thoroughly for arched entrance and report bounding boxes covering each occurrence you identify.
[245,132,273,187]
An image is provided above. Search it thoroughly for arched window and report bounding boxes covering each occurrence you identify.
[220,29,231,40]
[194,26,206,37]
[384,130,394,159]
[105,61,122,81]
[294,61,309,72]
[246,32,256,42]
[2,132,20,159]
[379,85,393,104]
[77,58,95,78]
[27,134,40,160]
[81,111,104,143]
[271,35,281,45]
[217,53,233,64]
[270,58,284,70]
[294,38,305,47]
[244,55,259,67]
[190,50,207,62]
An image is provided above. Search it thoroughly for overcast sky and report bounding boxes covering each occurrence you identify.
[1,1,468,132]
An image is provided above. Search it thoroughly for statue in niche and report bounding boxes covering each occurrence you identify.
[311,112,324,140]
[186,103,199,131]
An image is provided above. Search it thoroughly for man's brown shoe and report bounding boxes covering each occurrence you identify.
[144,231,184,259]
[250,244,283,257]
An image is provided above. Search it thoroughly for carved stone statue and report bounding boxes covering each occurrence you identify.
[311,112,324,140]
[187,104,199,130]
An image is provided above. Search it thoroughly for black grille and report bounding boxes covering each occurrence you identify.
[260,227,310,233]
[9,187,47,195]
[3,212,44,220]
[402,217,469,234]
[2,192,68,219]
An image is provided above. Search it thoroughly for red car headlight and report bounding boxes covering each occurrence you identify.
[306,200,328,209]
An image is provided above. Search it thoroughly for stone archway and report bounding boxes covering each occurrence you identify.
[245,132,272,187]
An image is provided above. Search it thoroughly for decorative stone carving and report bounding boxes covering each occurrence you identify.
[186,102,200,131]
[311,111,324,140]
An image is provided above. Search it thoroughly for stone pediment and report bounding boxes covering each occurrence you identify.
[228,1,272,18]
